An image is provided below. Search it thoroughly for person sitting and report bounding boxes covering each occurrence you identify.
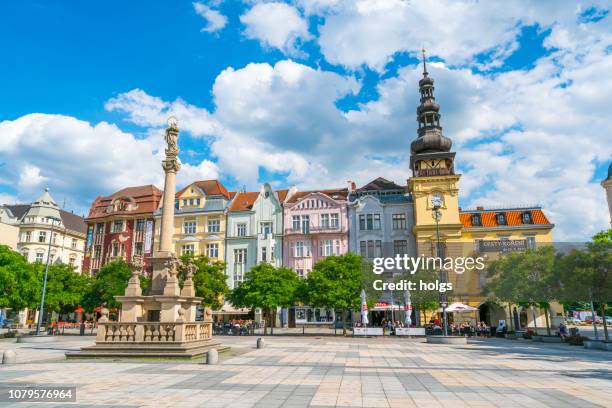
[558,322,569,340]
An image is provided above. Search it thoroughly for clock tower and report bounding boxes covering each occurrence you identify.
[408,50,463,255]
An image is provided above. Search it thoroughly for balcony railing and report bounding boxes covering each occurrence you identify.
[284,225,344,235]
[95,321,212,344]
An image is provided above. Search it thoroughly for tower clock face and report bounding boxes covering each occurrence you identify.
[431,193,442,207]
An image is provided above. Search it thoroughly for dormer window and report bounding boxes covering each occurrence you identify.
[522,212,532,224]
[496,213,506,225]
[472,214,481,226]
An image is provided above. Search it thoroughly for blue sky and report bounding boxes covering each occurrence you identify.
[1,0,611,240]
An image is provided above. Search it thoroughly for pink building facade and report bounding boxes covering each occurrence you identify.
[282,189,349,278]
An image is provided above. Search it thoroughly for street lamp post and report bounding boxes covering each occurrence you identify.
[432,204,448,336]
[35,216,60,336]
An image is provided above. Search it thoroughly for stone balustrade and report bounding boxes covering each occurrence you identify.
[96,322,212,344]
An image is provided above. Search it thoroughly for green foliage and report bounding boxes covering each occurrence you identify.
[305,253,363,311]
[42,263,92,314]
[228,262,300,310]
[179,254,229,310]
[82,259,132,311]
[0,245,40,311]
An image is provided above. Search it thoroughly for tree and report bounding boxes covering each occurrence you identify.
[558,229,612,341]
[179,254,229,310]
[228,262,300,334]
[41,263,91,316]
[82,259,139,313]
[485,246,560,335]
[305,253,362,335]
[0,245,40,318]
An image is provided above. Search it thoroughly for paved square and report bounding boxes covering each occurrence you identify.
[1,336,611,407]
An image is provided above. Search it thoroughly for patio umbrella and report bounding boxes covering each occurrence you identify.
[360,289,369,326]
[441,302,478,312]
[403,289,412,326]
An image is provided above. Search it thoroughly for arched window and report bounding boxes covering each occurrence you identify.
[522,212,532,224]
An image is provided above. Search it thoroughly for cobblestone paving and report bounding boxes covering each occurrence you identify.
[1,336,611,407]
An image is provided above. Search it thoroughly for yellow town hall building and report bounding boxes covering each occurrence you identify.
[407,55,561,330]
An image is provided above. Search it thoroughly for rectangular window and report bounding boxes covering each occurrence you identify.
[35,252,44,263]
[71,238,77,249]
[196,198,201,206]
[292,215,300,231]
[233,249,247,283]
[182,199,187,206]
[261,246,267,262]
[93,245,101,259]
[184,220,197,234]
[95,223,104,234]
[335,240,340,255]
[373,214,381,230]
[181,244,195,256]
[393,240,408,255]
[301,215,310,234]
[360,241,367,257]
[206,243,219,258]
[237,223,247,237]
[38,231,47,243]
[366,214,373,230]
[208,219,220,232]
[320,214,329,228]
[112,242,120,257]
[295,241,304,257]
[260,222,272,238]
[324,240,333,256]
[134,242,143,256]
[392,214,407,230]
[359,214,366,230]
[526,236,536,249]
[112,220,123,233]
[296,269,305,278]
[69,257,76,267]
[330,213,339,228]
[135,219,145,231]
[24,231,31,242]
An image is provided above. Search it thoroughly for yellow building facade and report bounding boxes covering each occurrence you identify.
[408,57,561,331]
[154,180,232,262]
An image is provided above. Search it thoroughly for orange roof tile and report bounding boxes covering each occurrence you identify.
[276,189,289,202]
[86,185,163,220]
[176,180,230,199]
[229,192,260,212]
[460,208,552,228]
[286,188,348,204]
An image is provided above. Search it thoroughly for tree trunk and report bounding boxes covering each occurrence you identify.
[601,303,609,342]
[508,304,514,331]
[271,309,275,336]
[590,300,599,340]
[544,306,551,336]
[531,305,538,334]
[342,309,347,336]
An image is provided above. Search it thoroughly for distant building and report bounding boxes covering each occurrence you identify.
[1,189,87,272]
[0,206,20,250]
[283,188,349,326]
[155,180,232,262]
[602,163,612,226]
[82,185,162,275]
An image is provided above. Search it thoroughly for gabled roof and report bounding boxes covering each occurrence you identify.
[3,204,30,220]
[460,208,552,228]
[229,192,260,212]
[358,177,404,191]
[60,210,87,235]
[276,189,289,203]
[286,188,348,204]
[87,185,163,220]
[177,180,231,199]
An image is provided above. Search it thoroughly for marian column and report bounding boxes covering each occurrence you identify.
[159,118,180,254]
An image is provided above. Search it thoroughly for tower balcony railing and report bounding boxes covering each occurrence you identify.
[415,168,453,177]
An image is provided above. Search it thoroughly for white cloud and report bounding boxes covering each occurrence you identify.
[240,2,312,55]
[0,114,165,213]
[193,2,228,33]
[19,164,47,189]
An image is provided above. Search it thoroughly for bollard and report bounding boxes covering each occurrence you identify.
[256,337,265,349]
[206,349,218,365]
[2,350,16,365]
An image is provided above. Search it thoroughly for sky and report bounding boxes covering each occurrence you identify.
[0,0,611,241]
